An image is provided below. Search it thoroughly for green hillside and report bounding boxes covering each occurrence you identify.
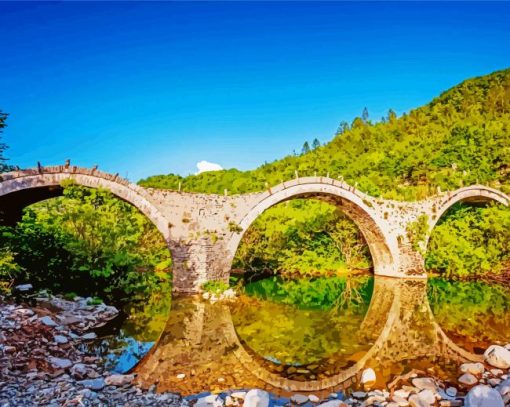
[139,68,510,200]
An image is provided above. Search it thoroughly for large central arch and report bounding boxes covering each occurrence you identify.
[226,179,399,278]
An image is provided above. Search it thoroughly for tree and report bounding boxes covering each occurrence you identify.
[312,138,321,149]
[0,111,11,173]
[361,107,369,123]
[301,141,311,155]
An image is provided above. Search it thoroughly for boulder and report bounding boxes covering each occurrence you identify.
[465,384,504,407]
[243,389,269,407]
[484,345,510,369]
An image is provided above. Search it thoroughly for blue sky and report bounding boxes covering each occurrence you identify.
[1,2,509,181]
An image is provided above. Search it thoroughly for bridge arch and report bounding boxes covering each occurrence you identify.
[226,177,400,278]
[0,165,171,243]
[428,185,510,234]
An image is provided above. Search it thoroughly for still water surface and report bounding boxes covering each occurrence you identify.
[89,275,510,395]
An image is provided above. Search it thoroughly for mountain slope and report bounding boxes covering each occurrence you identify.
[139,68,510,200]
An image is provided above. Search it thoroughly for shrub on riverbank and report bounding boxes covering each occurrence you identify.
[426,203,510,279]
[0,183,172,304]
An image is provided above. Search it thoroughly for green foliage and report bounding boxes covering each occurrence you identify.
[406,214,429,253]
[202,280,229,294]
[230,276,374,367]
[427,278,510,343]
[0,183,172,304]
[0,111,12,173]
[426,203,510,278]
[233,200,371,277]
[243,275,373,311]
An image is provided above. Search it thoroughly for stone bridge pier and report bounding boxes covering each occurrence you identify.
[1,166,509,294]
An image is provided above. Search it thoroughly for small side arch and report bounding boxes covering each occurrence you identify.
[0,166,171,248]
[429,185,510,233]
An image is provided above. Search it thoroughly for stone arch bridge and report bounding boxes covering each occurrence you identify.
[1,165,508,293]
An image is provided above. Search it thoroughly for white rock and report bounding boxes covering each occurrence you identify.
[309,394,320,403]
[176,373,186,379]
[104,374,134,386]
[361,368,377,387]
[49,357,72,369]
[446,387,457,397]
[459,373,478,386]
[40,316,58,327]
[465,384,504,407]
[352,391,366,398]
[243,389,269,407]
[484,345,510,369]
[291,394,309,404]
[460,362,485,376]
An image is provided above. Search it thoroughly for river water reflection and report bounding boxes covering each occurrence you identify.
[99,275,509,396]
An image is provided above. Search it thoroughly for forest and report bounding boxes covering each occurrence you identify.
[1,68,510,300]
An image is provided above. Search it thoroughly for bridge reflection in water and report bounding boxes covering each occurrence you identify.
[133,277,484,396]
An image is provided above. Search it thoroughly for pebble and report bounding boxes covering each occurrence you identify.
[39,316,58,327]
[459,373,478,386]
[49,356,73,369]
[445,387,457,397]
[104,374,135,386]
[460,362,485,376]
[53,334,68,344]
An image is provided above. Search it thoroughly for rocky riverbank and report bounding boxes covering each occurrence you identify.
[1,291,509,407]
[0,291,183,406]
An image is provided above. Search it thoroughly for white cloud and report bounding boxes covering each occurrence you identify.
[196,160,223,174]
